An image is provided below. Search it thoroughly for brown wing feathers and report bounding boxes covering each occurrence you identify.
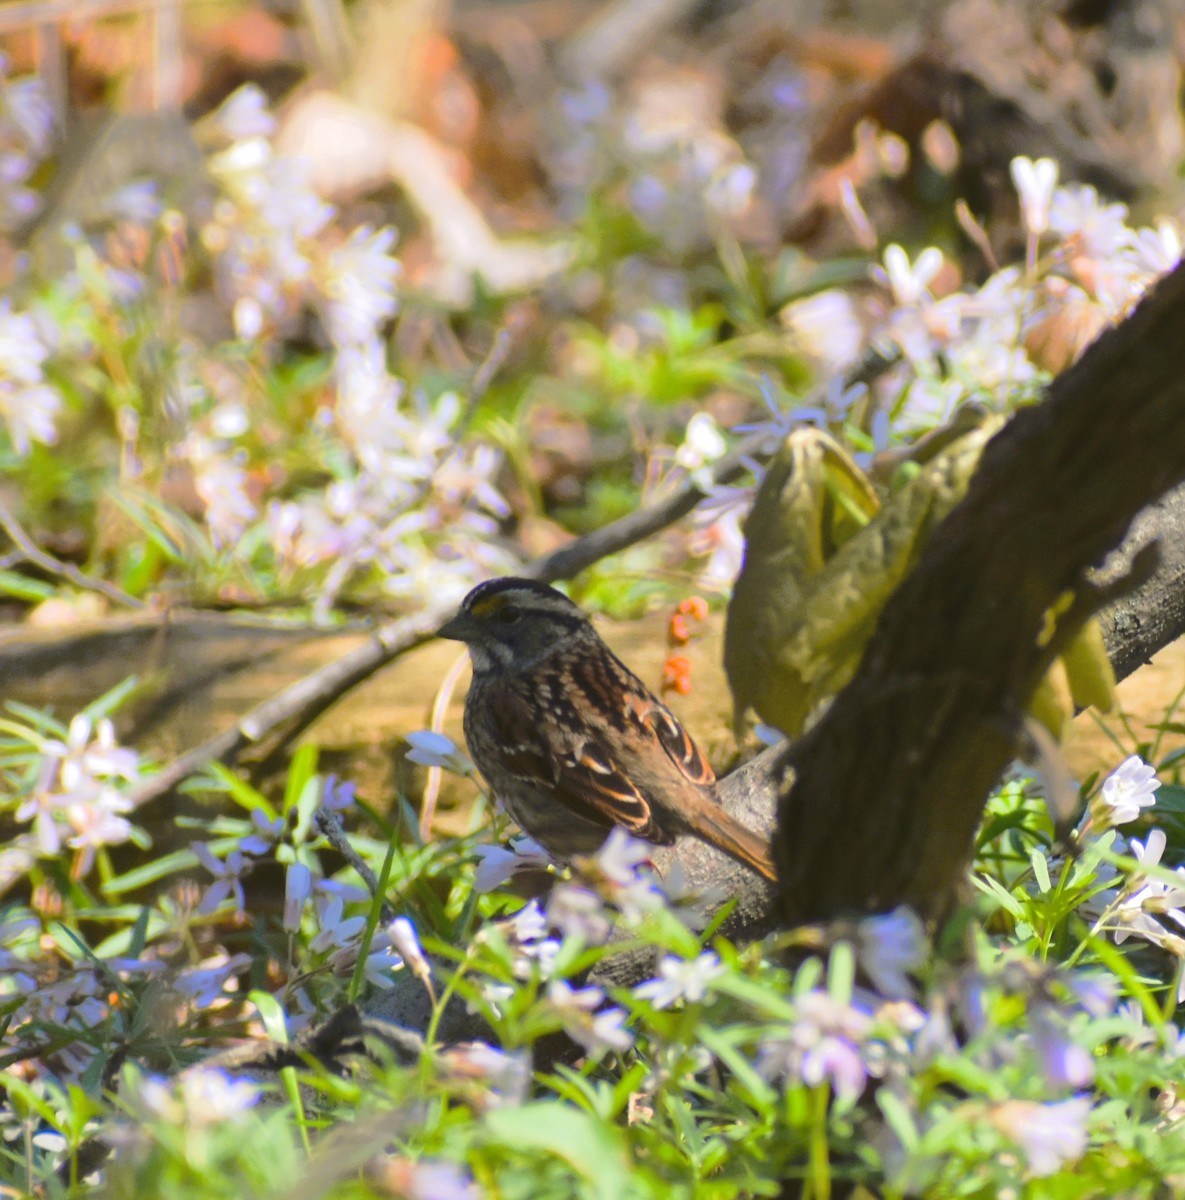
[488,677,663,839]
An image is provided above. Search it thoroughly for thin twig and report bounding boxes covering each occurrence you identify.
[524,428,771,584]
[316,808,395,925]
[0,497,145,609]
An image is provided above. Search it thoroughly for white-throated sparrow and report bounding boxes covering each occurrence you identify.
[438,577,776,881]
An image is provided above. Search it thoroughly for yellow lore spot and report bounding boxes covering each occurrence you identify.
[470,594,508,619]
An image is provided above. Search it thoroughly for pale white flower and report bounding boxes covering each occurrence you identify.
[547,979,633,1056]
[508,899,547,943]
[239,808,284,856]
[674,412,727,473]
[210,403,250,439]
[689,494,746,590]
[204,135,331,336]
[322,922,407,989]
[1111,830,1185,948]
[857,906,927,998]
[0,304,62,455]
[440,1042,530,1106]
[66,715,139,782]
[757,990,875,1103]
[0,911,38,996]
[1,67,54,154]
[309,895,366,954]
[594,827,654,886]
[780,289,865,373]
[1096,754,1159,827]
[189,445,258,548]
[283,862,312,932]
[12,705,142,878]
[136,1068,259,1128]
[1010,156,1059,236]
[498,900,560,981]
[704,161,756,219]
[634,952,724,1009]
[232,296,265,340]
[1124,219,1183,277]
[472,836,553,893]
[361,944,405,989]
[173,953,251,1008]
[546,882,612,944]
[12,714,141,872]
[992,1097,1090,1177]
[0,65,53,228]
[582,830,667,925]
[388,917,431,979]
[394,1160,478,1200]
[1030,1004,1094,1089]
[65,792,133,873]
[192,843,248,916]
[881,244,943,306]
[320,225,400,348]
[1050,185,1129,260]
[212,84,276,142]
[321,774,357,811]
[405,730,473,775]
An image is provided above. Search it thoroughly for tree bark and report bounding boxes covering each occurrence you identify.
[1095,479,1185,682]
[776,259,1185,923]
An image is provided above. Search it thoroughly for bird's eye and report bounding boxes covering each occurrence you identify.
[496,605,522,624]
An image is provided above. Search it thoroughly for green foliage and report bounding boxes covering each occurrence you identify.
[4,681,1185,1198]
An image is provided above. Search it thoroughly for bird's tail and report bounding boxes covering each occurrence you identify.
[691,801,778,882]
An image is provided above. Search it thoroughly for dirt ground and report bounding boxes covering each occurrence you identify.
[3,609,1181,835]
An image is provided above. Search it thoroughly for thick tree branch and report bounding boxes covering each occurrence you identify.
[1095,479,1185,680]
[775,260,1185,923]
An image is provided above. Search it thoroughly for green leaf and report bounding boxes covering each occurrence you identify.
[483,1103,632,1200]
[876,1087,919,1152]
[250,990,290,1044]
[1030,847,1051,893]
[102,847,200,895]
[708,974,796,1020]
[828,941,855,1005]
[201,761,277,820]
[82,675,143,721]
[127,905,152,959]
[291,770,322,846]
[697,1026,777,1107]
[1,702,66,735]
[284,745,319,818]
[1085,935,1165,1028]
[0,569,56,600]
[1151,783,1185,814]
[1,1072,60,1126]
[970,872,1025,918]
[103,484,211,565]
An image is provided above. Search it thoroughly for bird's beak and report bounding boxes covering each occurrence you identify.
[436,611,472,642]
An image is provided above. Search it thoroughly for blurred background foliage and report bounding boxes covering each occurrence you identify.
[0,0,1179,630]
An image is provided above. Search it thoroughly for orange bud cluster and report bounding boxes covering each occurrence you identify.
[662,596,709,696]
[661,654,692,695]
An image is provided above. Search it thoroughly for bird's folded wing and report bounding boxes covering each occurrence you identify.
[487,680,666,840]
[629,695,716,789]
